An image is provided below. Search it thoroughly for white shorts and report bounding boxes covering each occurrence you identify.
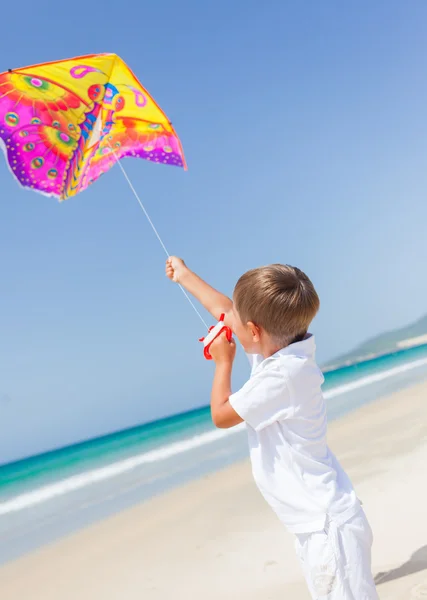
[294,510,379,599]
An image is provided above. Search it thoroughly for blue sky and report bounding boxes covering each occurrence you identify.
[2,1,427,463]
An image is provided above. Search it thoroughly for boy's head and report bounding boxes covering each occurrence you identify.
[232,264,320,355]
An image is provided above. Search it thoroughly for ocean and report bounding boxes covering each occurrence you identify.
[1,343,427,564]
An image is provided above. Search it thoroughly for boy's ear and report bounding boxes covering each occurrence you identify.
[247,321,261,342]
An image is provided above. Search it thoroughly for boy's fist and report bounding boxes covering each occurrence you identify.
[166,256,188,283]
[209,332,236,364]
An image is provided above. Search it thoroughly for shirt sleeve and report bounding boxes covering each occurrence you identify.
[229,368,293,432]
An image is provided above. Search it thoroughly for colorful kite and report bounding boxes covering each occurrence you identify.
[0,53,186,200]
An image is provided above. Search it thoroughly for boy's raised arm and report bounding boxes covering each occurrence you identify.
[165,257,234,328]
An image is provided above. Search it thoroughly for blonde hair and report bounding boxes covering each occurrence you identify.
[233,264,320,346]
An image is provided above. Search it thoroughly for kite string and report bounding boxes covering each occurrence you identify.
[110,149,209,330]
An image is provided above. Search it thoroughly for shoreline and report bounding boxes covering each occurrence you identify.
[3,348,427,523]
[1,379,427,598]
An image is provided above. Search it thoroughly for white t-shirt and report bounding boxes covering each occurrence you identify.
[229,335,360,534]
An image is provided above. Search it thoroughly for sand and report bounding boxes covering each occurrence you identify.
[1,380,427,599]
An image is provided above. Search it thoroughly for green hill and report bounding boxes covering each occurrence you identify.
[323,314,427,369]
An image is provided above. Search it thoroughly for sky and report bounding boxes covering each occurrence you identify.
[1,1,427,463]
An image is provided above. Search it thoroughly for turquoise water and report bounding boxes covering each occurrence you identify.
[1,343,427,501]
[1,342,427,565]
[0,405,214,499]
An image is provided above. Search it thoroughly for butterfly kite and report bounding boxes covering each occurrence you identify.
[0,53,186,200]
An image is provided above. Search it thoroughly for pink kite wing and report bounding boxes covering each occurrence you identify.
[0,70,86,197]
[86,116,185,182]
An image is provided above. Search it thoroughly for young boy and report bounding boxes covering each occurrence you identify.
[166,256,378,599]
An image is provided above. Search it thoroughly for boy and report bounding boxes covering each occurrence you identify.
[166,256,378,599]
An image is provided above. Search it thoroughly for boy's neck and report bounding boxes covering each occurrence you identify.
[260,339,285,359]
[260,332,309,359]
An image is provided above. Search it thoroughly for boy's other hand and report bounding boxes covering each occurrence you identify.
[166,256,188,283]
[210,332,236,365]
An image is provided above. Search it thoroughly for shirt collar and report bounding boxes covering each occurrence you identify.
[271,333,316,360]
[247,334,316,377]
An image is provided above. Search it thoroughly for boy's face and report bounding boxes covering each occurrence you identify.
[231,306,261,354]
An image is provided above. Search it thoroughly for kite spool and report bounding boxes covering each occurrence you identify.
[199,314,233,360]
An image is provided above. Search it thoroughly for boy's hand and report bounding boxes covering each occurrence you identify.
[165,256,188,283]
[209,332,236,364]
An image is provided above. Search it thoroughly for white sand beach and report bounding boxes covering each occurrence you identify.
[1,380,427,599]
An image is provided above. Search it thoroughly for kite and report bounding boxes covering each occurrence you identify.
[0,53,186,200]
